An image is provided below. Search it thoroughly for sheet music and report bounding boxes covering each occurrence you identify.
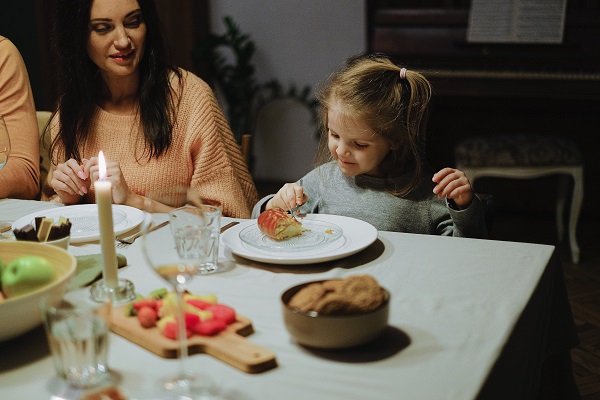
[467,0,567,44]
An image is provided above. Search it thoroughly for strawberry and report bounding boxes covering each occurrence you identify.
[207,304,236,324]
[133,298,158,312]
[133,289,239,339]
[137,306,158,328]
[192,318,227,336]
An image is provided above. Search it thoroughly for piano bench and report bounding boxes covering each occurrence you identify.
[454,134,584,264]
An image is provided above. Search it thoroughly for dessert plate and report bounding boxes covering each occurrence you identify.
[239,219,343,252]
[12,204,145,243]
[222,214,378,265]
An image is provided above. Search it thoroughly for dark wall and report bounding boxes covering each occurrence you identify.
[0,0,209,111]
[0,0,45,109]
[368,1,600,219]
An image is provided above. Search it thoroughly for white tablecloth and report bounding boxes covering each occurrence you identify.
[0,199,578,399]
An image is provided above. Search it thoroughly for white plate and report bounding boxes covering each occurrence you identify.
[222,214,378,264]
[12,204,145,243]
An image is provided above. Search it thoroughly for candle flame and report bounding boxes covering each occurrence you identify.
[98,151,107,181]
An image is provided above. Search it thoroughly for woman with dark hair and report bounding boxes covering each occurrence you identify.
[42,0,258,217]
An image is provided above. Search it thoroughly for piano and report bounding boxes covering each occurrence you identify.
[368,3,600,99]
[367,1,600,218]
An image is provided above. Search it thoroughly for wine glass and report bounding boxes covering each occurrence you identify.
[140,203,221,397]
[0,116,11,170]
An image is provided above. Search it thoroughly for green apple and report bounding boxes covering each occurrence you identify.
[2,256,55,298]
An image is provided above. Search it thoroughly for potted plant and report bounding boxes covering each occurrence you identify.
[193,16,317,146]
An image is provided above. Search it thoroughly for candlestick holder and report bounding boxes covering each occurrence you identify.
[90,278,136,305]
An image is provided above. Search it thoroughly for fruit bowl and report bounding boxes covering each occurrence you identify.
[281,279,390,349]
[0,241,76,342]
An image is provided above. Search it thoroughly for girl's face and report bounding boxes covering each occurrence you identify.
[86,0,146,80]
[327,104,393,178]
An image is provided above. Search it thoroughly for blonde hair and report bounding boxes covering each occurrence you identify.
[316,53,432,196]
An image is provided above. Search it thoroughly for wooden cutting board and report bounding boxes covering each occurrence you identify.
[111,305,277,374]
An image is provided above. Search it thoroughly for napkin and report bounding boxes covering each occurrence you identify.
[69,254,128,290]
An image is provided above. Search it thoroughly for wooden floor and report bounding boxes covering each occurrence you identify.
[255,181,600,398]
[489,211,600,399]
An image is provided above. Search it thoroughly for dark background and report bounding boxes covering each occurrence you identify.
[2,0,599,220]
[367,0,600,220]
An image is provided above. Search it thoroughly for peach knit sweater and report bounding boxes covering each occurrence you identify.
[43,70,258,218]
[0,36,40,199]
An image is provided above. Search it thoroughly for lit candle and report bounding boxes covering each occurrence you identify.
[94,151,118,289]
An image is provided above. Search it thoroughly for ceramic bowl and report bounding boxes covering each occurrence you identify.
[0,241,77,342]
[14,235,70,250]
[42,235,70,250]
[281,279,390,349]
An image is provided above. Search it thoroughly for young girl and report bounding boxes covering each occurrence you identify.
[252,53,487,238]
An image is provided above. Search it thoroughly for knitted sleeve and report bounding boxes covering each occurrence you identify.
[181,73,258,218]
[0,37,40,199]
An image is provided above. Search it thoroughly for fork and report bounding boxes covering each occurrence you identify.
[289,178,303,217]
[116,220,169,248]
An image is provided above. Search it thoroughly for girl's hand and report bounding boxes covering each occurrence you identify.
[84,157,133,205]
[266,182,307,212]
[50,158,90,204]
[432,168,474,209]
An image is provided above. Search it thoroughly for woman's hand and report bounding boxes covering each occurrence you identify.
[50,158,90,204]
[84,157,133,205]
[432,168,474,209]
[79,156,173,213]
[266,182,307,212]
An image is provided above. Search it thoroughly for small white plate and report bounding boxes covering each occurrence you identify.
[12,204,145,243]
[239,219,343,252]
[222,214,378,265]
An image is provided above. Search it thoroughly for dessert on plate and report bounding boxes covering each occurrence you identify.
[257,208,304,240]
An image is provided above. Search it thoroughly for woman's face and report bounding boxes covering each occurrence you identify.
[327,102,392,178]
[86,0,146,80]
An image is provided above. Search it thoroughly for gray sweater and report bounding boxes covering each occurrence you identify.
[252,162,488,238]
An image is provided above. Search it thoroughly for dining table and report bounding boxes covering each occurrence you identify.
[0,198,579,400]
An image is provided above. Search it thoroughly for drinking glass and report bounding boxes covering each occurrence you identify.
[140,203,221,396]
[0,116,11,170]
[41,293,112,388]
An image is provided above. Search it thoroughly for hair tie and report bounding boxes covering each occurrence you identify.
[399,67,407,79]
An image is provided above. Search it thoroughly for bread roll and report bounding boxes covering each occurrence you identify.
[258,208,303,240]
[289,275,386,314]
